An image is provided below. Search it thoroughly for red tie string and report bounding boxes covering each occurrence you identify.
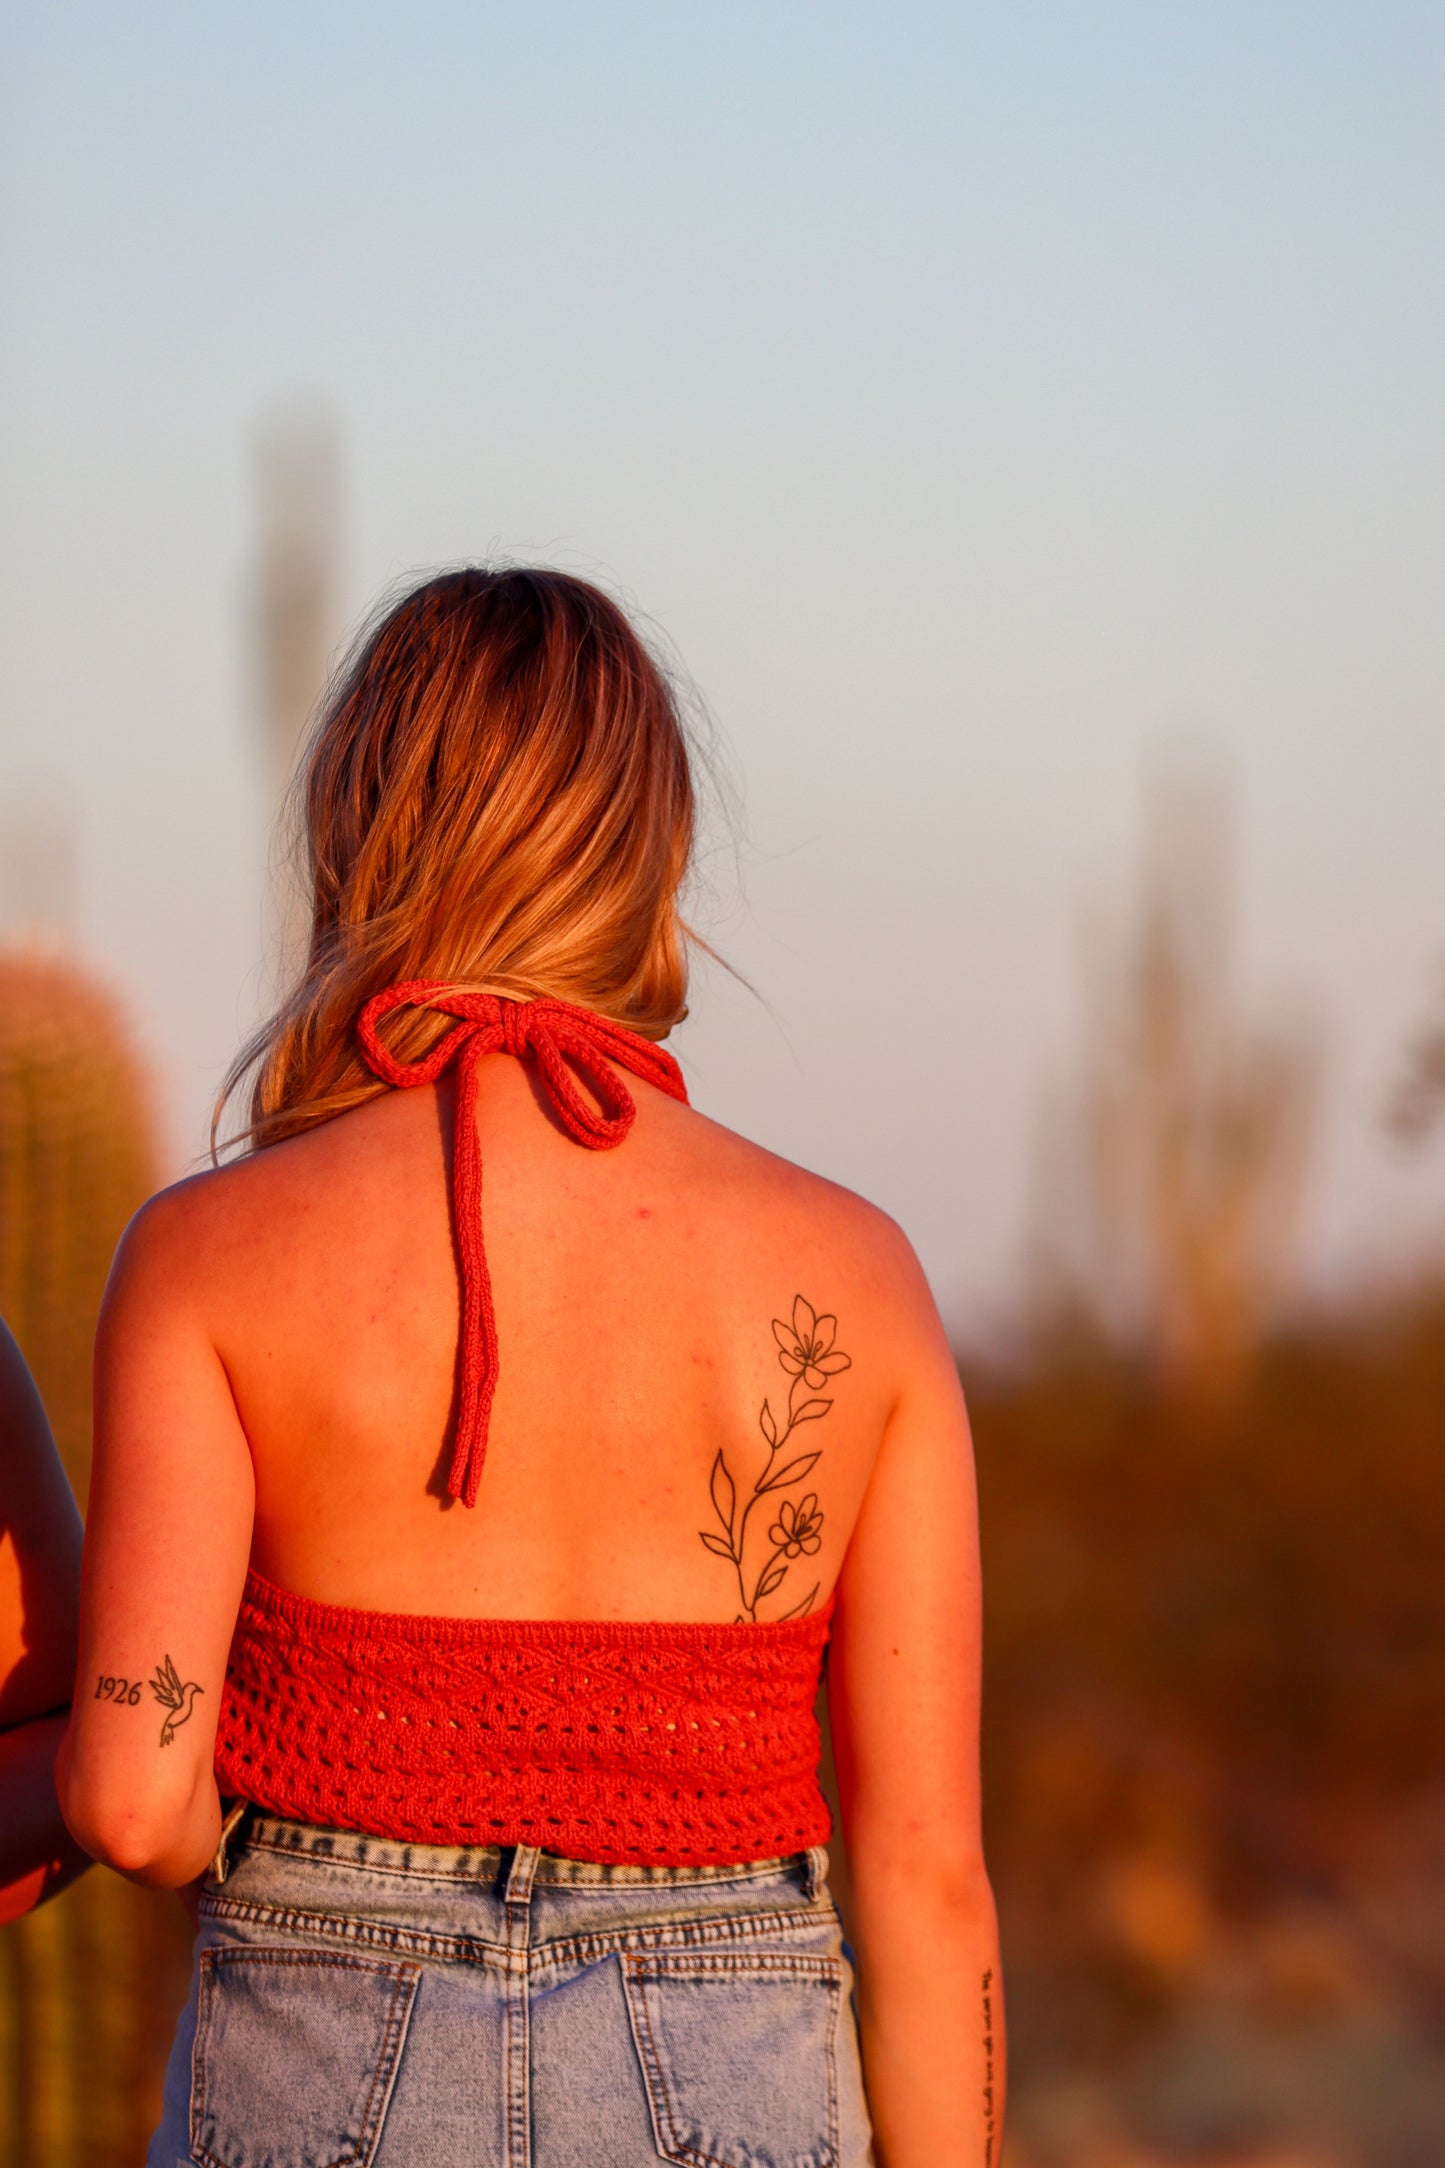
[356,981,689,1507]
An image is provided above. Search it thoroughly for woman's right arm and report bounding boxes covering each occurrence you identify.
[0,1317,91,1921]
[57,1187,254,1888]
[828,1242,1004,2166]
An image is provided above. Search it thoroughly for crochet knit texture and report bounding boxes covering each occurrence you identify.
[216,1567,835,1867]
[217,983,837,1867]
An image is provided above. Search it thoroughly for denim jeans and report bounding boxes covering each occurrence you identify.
[148,1812,874,2168]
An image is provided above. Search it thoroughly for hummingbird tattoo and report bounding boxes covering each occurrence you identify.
[149,1654,204,1747]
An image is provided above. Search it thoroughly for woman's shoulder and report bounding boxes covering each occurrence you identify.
[107,1152,279,1287]
[112,1090,431,1278]
[674,1105,941,1334]
[112,1086,944,1362]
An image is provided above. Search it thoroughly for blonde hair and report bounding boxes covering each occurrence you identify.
[217,566,696,1153]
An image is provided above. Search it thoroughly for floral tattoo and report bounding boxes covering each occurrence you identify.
[700,1295,850,1622]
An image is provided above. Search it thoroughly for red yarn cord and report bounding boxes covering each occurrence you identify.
[355,982,689,1507]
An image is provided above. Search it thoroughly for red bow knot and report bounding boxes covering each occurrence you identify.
[356,981,688,1506]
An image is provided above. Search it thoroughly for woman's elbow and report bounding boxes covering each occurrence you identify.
[851,1832,998,1931]
[925,1845,998,1921]
[58,1761,197,1881]
[61,1791,158,1875]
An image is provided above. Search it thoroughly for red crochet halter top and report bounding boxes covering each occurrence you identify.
[213,983,835,1867]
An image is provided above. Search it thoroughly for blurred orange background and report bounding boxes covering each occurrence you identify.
[3,8,1444,2163]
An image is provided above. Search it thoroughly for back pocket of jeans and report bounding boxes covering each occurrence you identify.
[621,1949,841,2168]
[190,1946,420,2168]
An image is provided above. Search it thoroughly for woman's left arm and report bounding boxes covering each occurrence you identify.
[58,1187,254,1887]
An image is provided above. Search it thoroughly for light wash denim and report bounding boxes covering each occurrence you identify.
[148,1812,874,2168]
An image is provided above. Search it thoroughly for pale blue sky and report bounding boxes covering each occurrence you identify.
[2,3,1443,1334]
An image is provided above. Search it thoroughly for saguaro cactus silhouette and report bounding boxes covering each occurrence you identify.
[252,404,340,983]
[1030,758,1323,1401]
[0,950,192,2166]
[1385,956,1445,1146]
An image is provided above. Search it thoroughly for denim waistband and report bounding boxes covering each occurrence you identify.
[214,1805,830,1904]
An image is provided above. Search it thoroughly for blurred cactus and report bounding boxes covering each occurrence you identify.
[1030,756,1324,1402]
[0,951,157,1503]
[253,403,340,983]
[1385,955,1445,1145]
[0,948,192,2166]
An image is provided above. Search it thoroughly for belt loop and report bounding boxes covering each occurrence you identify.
[210,1799,251,1886]
[802,1844,829,1903]
[504,1843,540,1911]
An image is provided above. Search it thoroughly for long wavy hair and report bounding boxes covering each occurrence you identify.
[216,566,697,1154]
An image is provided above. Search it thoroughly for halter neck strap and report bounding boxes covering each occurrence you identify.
[356,980,689,1506]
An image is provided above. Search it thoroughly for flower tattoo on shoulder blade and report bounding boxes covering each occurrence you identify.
[699,1295,850,1622]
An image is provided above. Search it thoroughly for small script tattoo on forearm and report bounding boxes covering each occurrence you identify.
[982,1966,997,2166]
[699,1295,850,1623]
[97,1657,204,1746]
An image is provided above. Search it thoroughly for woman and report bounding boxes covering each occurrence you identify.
[0,1316,90,1921]
[60,567,1002,2166]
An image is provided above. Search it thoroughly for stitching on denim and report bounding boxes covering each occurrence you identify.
[621,1957,691,2165]
[532,1901,831,1973]
[645,1987,719,2168]
[239,1831,801,1893]
[241,1834,505,1888]
[200,1886,840,1990]
[624,1952,842,1981]
[188,1948,420,2168]
[503,1849,535,2168]
[199,1892,503,1966]
[352,1969,419,2167]
[535,1857,794,1890]
[504,1946,516,2168]
[824,1963,840,2166]
[619,1951,843,2168]
[189,1952,213,2165]
[202,1949,418,1976]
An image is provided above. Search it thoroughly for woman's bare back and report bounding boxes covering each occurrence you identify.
[171,1059,911,1625]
